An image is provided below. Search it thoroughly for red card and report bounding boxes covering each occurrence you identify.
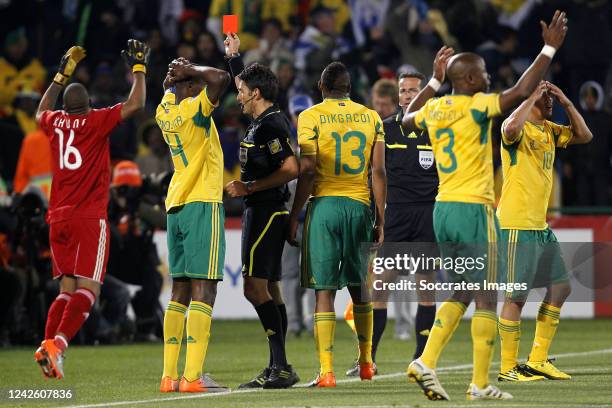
[223,15,238,34]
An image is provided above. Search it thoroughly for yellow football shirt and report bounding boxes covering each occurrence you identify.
[497,120,573,230]
[155,88,223,210]
[297,98,385,206]
[414,92,501,205]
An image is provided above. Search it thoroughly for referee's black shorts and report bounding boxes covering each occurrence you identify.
[241,204,288,282]
[385,203,436,242]
[383,203,438,275]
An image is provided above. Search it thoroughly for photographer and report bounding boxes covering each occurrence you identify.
[106,161,167,341]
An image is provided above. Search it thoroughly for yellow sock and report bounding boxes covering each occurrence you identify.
[353,303,373,364]
[183,301,213,382]
[162,301,187,380]
[344,301,356,333]
[314,312,336,374]
[471,310,497,388]
[529,303,560,362]
[420,301,466,369]
[498,317,520,373]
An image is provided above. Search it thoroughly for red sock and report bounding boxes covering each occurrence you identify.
[54,288,96,351]
[45,292,72,339]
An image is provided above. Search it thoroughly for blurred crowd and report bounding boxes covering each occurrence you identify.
[0,0,611,344]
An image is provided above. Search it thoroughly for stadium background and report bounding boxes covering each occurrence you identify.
[0,0,611,346]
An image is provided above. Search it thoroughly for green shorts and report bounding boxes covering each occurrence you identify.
[301,197,373,290]
[167,202,225,280]
[502,228,568,299]
[433,201,505,285]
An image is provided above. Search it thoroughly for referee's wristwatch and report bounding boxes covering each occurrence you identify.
[245,181,254,194]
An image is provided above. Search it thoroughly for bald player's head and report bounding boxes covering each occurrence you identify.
[63,83,90,114]
[446,53,491,94]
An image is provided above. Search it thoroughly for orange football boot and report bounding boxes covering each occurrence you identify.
[308,372,336,388]
[34,339,64,379]
[159,376,179,392]
[179,375,229,393]
[359,362,376,380]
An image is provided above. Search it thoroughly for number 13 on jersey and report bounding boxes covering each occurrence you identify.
[331,130,367,175]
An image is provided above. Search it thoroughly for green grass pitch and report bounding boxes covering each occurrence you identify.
[1,318,611,407]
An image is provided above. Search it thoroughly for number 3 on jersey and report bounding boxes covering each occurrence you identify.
[332,131,366,175]
[435,128,457,173]
[55,128,82,170]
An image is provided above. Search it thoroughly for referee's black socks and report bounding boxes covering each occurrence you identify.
[371,308,388,362]
[255,300,288,368]
[414,304,436,359]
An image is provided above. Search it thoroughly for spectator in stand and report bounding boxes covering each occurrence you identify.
[294,6,352,96]
[195,31,225,69]
[135,120,173,176]
[13,90,52,199]
[0,28,47,116]
[274,58,298,117]
[179,10,205,44]
[476,27,519,91]
[207,0,297,51]
[562,81,611,206]
[145,29,171,110]
[378,1,436,76]
[176,43,197,62]
[0,88,43,187]
[306,0,350,34]
[244,18,293,68]
[371,78,398,120]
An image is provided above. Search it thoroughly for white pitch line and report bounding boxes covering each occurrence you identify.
[61,347,612,408]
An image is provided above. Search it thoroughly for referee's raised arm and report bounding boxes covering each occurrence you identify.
[224,32,245,90]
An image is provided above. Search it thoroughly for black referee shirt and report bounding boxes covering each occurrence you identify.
[384,111,438,204]
[240,104,294,206]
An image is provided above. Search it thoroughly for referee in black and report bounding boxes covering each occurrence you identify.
[383,71,439,360]
[224,33,299,389]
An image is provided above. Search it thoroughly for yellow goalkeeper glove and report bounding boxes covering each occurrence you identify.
[54,46,86,86]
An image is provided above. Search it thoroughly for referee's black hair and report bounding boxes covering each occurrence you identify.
[398,71,426,82]
[237,62,279,102]
[321,62,350,94]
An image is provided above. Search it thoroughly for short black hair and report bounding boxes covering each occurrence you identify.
[321,61,350,93]
[237,62,278,102]
[398,71,426,82]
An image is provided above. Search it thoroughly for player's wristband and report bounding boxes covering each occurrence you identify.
[427,77,441,92]
[53,72,69,86]
[540,45,556,59]
[132,64,146,74]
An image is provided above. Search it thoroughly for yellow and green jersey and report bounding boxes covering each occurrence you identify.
[297,98,385,206]
[497,120,573,230]
[155,88,223,210]
[414,92,502,205]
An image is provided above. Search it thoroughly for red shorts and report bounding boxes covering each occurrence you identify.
[49,218,109,283]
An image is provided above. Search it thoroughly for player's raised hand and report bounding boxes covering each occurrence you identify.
[121,39,151,74]
[540,10,568,49]
[432,46,454,82]
[545,81,572,108]
[54,46,86,86]
[224,33,240,56]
